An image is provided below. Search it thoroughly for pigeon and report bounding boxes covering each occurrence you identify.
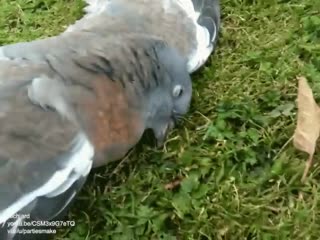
[0,32,192,239]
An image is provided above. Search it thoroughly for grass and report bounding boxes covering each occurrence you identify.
[1,0,320,239]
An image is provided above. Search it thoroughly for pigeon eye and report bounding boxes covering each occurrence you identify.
[173,85,183,98]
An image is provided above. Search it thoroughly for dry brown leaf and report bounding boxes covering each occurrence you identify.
[164,177,184,190]
[293,76,320,182]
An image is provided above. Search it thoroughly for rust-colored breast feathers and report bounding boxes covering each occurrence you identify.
[80,76,144,152]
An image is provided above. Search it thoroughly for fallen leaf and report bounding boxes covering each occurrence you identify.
[164,177,184,190]
[293,76,320,183]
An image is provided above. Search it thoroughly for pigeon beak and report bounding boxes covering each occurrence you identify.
[156,126,169,148]
[156,120,175,148]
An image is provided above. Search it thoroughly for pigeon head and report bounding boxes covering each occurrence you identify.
[145,43,192,147]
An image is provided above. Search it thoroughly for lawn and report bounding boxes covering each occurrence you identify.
[1,0,320,239]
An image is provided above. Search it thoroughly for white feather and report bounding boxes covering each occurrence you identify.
[7,216,23,240]
[83,0,111,16]
[28,76,75,122]
[0,48,9,60]
[50,191,77,218]
[0,134,94,224]
[187,26,214,72]
[45,156,92,198]
[175,0,214,72]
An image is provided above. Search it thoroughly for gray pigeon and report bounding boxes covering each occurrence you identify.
[0,32,192,239]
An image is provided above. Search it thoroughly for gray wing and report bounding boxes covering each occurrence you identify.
[0,0,220,73]
[0,57,94,231]
[0,32,98,62]
[66,0,221,72]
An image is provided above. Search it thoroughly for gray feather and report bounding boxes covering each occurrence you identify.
[67,0,221,72]
[0,0,220,73]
